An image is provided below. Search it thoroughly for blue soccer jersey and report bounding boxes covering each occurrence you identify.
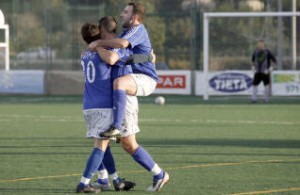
[111,48,133,80]
[119,24,158,81]
[81,50,112,110]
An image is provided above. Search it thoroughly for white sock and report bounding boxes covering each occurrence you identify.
[264,85,270,102]
[252,86,258,101]
[97,169,108,180]
[109,172,119,181]
[80,176,90,185]
[151,163,162,176]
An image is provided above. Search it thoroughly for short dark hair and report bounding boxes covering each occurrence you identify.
[81,22,101,44]
[98,16,117,33]
[257,39,264,43]
[128,2,145,22]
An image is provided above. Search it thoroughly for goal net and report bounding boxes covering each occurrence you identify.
[201,12,300,100]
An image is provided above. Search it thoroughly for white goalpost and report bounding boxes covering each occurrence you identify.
[0,9,9,71]
[202,11,300,100]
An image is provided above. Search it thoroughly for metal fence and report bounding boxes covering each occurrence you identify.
[0,0,299,71]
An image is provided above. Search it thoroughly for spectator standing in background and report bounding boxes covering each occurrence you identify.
[251,40,276,103]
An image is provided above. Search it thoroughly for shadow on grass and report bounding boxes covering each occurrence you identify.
[1,95,300,105]
[0,188,146,194]
[1,137,299,149]
[140,138,300,149]
[0,188,73,194]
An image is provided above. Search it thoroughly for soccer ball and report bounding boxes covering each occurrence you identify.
[155,96,165,105]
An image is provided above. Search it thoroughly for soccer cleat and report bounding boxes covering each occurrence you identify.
[109,136,117,141]
[116,136,121,143]
[113,178,136,191]
[99,125,121,137]
[91,182,111,191]
[147,171,170,192]
[76,184,100,193]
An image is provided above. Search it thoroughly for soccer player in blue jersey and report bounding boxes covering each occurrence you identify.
[76,22,136,193]
[95,16,169,192]
[89,2,158,139]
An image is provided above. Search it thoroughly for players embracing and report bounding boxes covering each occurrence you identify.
[76,2,169,193]
[89,2,158,137]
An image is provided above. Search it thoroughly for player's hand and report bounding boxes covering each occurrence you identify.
[80,50,85,58]
[264,69,269,74]
[252,66,256,73]
[269,66,273,72]
[150,49,156,64]
[88,40,100,51]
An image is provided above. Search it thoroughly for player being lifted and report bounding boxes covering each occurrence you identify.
[78,16,169,193]
[96,15,169,192]
[89,2,158,137]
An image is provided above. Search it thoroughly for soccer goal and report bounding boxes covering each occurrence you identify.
[0,9,9,71]
[202,11,300,100]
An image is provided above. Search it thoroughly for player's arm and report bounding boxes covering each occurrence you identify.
[125,50,156,65]
[251,52,255,64]
[251,52,256,72]
[96,46,153,66]
[267,50,277,72]
[89,38,130,50]
[96,46,119,65]
[268,50,277,64]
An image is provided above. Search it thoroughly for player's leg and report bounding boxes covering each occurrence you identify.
[112,75,137,129]
[102,74,156,137]
[100,75,136,137]
[119,95,169,191]
[76,139,109,193]
[251,73,261,103]
[120,135,169,192]
[102,145,136,191]
[252,85,258,102]
[102,146,117,179]
[263,73,271,103]
[92,163,110,191]
[77,109,112,193]
[113,74,156,128]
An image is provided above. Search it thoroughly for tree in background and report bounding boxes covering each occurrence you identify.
[0,0,298,70]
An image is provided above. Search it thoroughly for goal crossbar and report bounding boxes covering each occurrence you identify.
[203,12,300,100]
[204,12,300,18]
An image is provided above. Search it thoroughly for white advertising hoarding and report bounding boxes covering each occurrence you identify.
[0,70,45,94]
[154,70,191,95]
[0,70,298,96]
[195,71,265,96]
[272,71,300,96]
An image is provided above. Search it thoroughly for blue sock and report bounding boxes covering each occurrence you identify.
[97,162,106,172]
[82,148,104,179]
[102,146,117,174]
[98,178,109,185]
[132,146,155,171]
[153,171,164,181]
[113,89,127,129]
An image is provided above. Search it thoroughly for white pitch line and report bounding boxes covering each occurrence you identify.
[229,187,300,195]
[140,118,299,126]
[0,114,83,122]
[0,114,298,125]
[1,159,300,183]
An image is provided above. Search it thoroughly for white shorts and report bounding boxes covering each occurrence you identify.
[130,74,157,96]
[83,95,140,139]
[120,95,140,137]
[83,109,113,139]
